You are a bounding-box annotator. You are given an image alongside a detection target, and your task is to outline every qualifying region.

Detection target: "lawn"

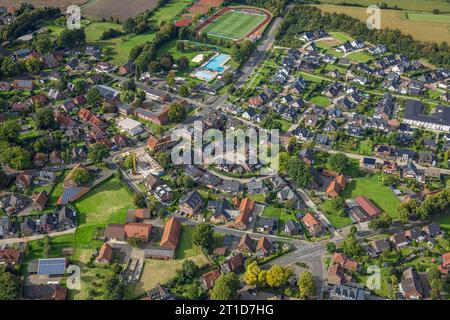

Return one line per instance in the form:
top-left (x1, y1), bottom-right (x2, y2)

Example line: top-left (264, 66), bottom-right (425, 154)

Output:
top-left (319, 201), bottom-right (353, 228)
top-left (347, 51), bottom-right (373, 63)
top-left (262, 206), bottom-right (293, 226)
top-left (356, 266), bottom-right (392, 298)
top-left (248, 193), bottom-right (266, 203)
top-left (73, 175), bottom-right (134, 248)
top-left (201, 10), bottom-right (267, 40)
top-left (175, 225), bottom-right (204, 259)
top-left (329, 31), bottom-right (354, 43)
top-left (342, 174), bottom-right (400, 219)
top-left (124, 253), bottom-right (209, 299)
top-left (437, 214), bottom-right (450, 234)
top-left (309, 95), bottom-right (331, 107)
top-left (85, 21), bottom-right (156, 65)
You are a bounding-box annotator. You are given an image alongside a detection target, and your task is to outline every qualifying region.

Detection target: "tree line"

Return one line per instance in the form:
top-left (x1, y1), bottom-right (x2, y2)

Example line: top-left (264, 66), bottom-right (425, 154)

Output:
top-left (2, 5), bottom-right (61, 41)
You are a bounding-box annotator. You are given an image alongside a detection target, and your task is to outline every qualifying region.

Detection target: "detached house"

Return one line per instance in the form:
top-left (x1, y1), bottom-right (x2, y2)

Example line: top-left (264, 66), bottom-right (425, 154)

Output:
top-left (179, 191), bottom-right (204, 217)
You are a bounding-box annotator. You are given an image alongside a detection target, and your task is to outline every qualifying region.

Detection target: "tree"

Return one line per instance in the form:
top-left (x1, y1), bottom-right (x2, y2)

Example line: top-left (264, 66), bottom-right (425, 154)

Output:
top-left (25, 57), bottom-right (43, 74)
top-left (326, 242), bottom-right (336, 254)
top-left (167, 70), bottom-right (176, 87)
top-left (0, 146), bottom-right (31, 170)
top-left (43, 235), bottom-right (52, 258)
top-left (133, 192), bottom-right (147, 208)
top-left (0, 120), bottom-right (21, 143)
top-left (0, 267), bottom-right (19, 300)
top-left (0, 166), bottom-right (6, 189)
top-left (192, 223), bottom-right (214, 253)
top-left (210, 273), bottom-right (240, 300)
top-left (223, 70), bottom-right (234, 84)
top-left (168, 103), bottom-right (187, 123)
top-left (327, 153), bottom-right (349, 173)
top-left (123, 18), bottom-right (136, 33)
top-left (286, 157), bottom-right (312, 188)
top-left (331, 196), bottom-right (345, 210)
top-left (297, 271), bottom-right (316, 299)
top-left (58, 28), bottom-right (86, 49)
top-left (160, 53), bottom-right (174, 70)
top-left (388, 275), bottom-right (398, 300)
top-left (34, 107), bottom-right (57, 130)
top-left (244, 261), bottom-right (266, 287)
top-left (123, 154), bottom-right (135, 171)
top-left (178, 56), bottom-right (189, 70)
top-left (86, 87), bottom-right (102, 107)
top-left (88, 143), bottom-right (110, 164)
top-left (72, 167), bottom-right (90, 186)
top-left (34, 34), bottom-right (52, 54)
top-left (341, 234), bottom-right (363, 258)
top-left (178, 85), bottom-right (189, 97)
top-left (265, 265), bottom-right (292, 288)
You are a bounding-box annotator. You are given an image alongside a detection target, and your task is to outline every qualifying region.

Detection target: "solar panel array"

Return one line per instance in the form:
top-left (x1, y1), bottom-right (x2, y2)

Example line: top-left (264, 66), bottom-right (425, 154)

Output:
top-left (37, 258), bottom-right (66, 275)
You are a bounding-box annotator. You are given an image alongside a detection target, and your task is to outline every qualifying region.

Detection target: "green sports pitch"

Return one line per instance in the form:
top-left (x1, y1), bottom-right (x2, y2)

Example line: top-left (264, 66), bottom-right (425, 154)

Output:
top-left (201, 10), bottom-right (267, 40)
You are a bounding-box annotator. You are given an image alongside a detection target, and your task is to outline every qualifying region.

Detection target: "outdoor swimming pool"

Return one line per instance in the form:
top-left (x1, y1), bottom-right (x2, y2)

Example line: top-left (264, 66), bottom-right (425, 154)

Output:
top-left (203, 53), bottom-right (231, 72)
top-left (193, 70), bottom-right (216, 81)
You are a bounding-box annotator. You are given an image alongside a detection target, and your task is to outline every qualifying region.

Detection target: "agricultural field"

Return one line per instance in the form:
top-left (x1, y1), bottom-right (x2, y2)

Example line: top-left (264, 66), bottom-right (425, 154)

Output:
top-left (314, 4), bottom-right (450, 43)
top-left (318, 0), bottom-right (450, 13)
top-left (201, 10), bottom-right (267, 40)
top-left (1, 0), bottom-right (86, 8)
top-left (82, 0), bottom-right (159, 21)
top-left (151, 0), bottom-right (194, 24)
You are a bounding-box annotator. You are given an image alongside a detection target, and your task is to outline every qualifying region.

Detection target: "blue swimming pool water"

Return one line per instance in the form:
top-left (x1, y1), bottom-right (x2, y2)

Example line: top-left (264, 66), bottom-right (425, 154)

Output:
top-left (203, 53), bottom-right (231, 72)
top-left (193, 70), bottom-right (216, 81)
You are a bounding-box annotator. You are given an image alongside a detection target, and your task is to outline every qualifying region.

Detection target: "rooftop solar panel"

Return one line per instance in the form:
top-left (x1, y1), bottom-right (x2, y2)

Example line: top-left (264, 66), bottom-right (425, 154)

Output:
top-left (37, 258), bottom-right (66, 275)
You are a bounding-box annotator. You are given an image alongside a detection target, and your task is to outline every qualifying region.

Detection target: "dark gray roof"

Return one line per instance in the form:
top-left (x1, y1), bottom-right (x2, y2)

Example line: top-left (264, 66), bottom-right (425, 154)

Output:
top-left (180, 191), bottom-right (203, 209)
top-left (404, 100), bottom-right (450, 126)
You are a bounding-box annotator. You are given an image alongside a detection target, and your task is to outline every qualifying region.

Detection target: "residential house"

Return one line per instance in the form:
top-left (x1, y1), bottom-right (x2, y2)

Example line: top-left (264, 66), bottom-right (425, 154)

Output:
top-left (390, 232), bottom-right (410, 249)
top-left (399, 268), bottom-right (430, 300)
top-left (234, 198), bottom-right (254, 230)
top-left (221, 253), bottom-right (245, 273)
top-left (256, 217), bottom-right (278, 234)
top-left (96, 243), bottom-right (114, 264)
top-left (179, 191), bottom-right (204, 217)
top-left (255, 237), bottom-right (272, 257)
top-left (302, 213), bottom-right (325, 237)
top-left (236, 234), bottom-right (253, 253)
top-left (201, 270), bottom-right (221, 290)
top-left (326, 174), bottom-right (346, 198)
top-left (284, 219), bottom-right (301, 236)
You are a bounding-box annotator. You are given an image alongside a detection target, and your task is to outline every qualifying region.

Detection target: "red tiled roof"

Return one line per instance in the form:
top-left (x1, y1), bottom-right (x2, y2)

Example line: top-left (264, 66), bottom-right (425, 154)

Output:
top-left (256, 237), bottom-right (271, 253)
top-left (97, 243), bottom-right (113, 263)
top-left (302, 213), bottom-right (319, 227)
top-left (160, 217), bottom-right (182, 249)
top-left (124, 223), bottom-right (152, 241)
top-left (442, 252), bottom-right (450, 268)
top-left (201, 270), bottom-right (221, 289)
top-left (354, 196), bottom-right (381, 217)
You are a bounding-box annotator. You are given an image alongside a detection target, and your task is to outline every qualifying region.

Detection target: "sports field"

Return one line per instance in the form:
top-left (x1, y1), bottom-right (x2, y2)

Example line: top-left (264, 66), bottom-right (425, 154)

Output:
top-left (202, 10), bottom-right (267, 40)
